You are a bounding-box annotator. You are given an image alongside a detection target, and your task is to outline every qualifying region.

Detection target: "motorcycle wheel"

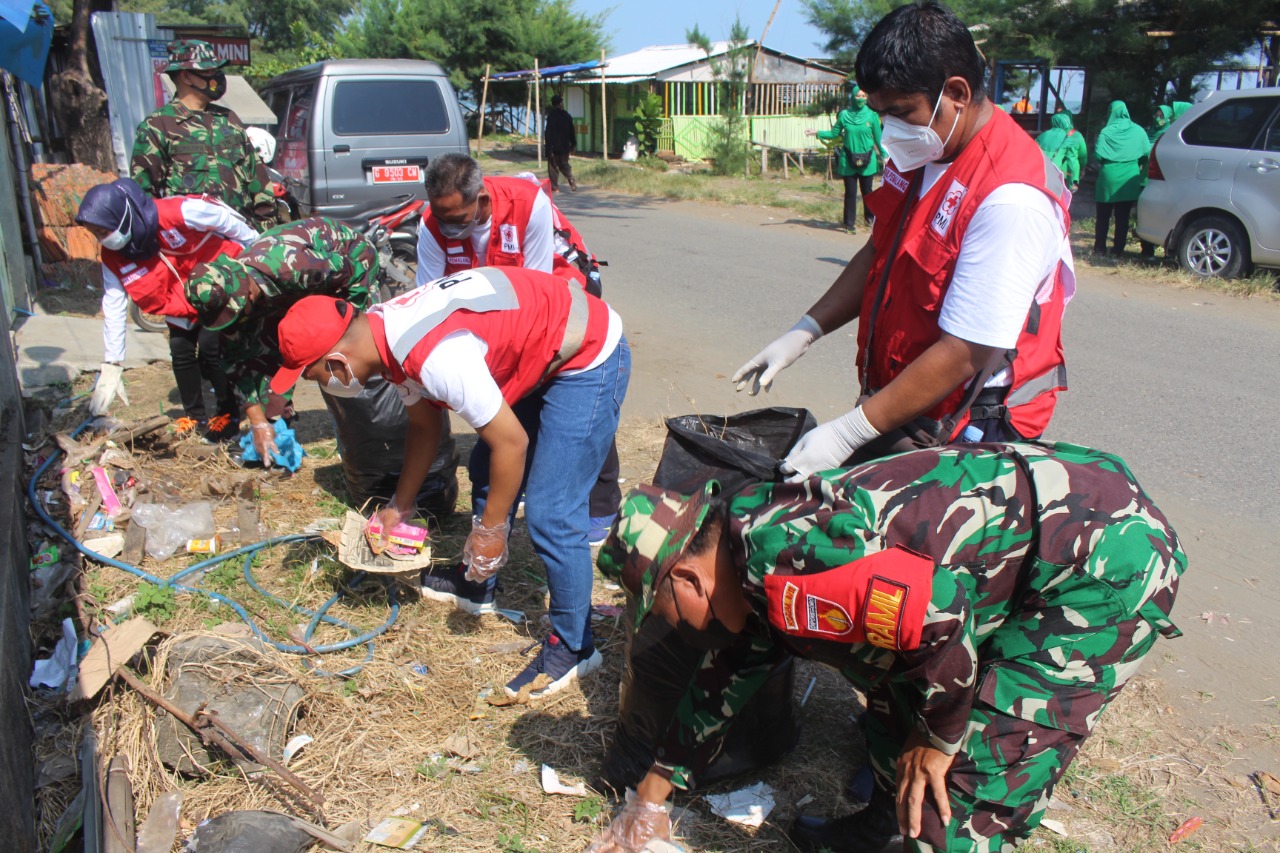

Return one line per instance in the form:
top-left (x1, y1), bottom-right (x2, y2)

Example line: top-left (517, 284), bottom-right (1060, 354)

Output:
top-left (128, 300), bottom-right (168, 334)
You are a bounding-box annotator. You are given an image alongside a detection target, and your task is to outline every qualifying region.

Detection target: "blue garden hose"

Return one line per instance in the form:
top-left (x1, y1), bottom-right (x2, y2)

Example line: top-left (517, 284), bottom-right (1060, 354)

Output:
top-left (26, 418), bottom-right (399, 677)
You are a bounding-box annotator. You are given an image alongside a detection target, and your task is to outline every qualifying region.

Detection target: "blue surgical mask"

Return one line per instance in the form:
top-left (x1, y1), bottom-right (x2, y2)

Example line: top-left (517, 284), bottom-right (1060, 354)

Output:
top-left (100, 206), bottom-right (132, 251)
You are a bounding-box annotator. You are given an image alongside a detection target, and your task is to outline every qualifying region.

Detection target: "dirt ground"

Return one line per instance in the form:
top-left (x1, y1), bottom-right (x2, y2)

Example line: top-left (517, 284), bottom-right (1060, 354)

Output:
top-left (19, 358), bottom-right (1278, 853)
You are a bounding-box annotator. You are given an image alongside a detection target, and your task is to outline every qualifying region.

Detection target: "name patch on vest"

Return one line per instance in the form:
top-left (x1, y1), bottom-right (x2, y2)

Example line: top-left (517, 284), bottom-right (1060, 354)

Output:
top-left (120, 264), bottom-right (149, 286)
top-left (499, 223), bottom-right (520, 254)
top-left (884, 167), bottom-right (910, 194)
top-left (161, 228), bottom-right (187, 249)
top-left (446, 255), bottom-right (470, 265)
top-left (932, 179), bottom-right (968, 237)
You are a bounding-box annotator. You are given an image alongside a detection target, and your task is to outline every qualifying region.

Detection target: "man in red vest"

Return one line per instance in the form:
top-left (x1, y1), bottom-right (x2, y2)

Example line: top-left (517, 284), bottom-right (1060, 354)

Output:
top-left (417, 153), bottom-right (618, 542)
top-left (732, 0), bottom-right (1075, 481)
top-left (269, 267), bottom-right (630, 699)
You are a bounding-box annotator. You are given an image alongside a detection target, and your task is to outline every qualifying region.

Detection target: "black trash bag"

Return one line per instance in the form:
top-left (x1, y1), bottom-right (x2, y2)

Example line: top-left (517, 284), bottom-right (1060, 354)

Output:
top-left (186, 810), bottom-right (313, 853)
top-left (600, 407), bottom-right (811, 793)
top-left (652, 407), bottom-right (816, 495)
top-left (323, 375), bottom-right (459, 519)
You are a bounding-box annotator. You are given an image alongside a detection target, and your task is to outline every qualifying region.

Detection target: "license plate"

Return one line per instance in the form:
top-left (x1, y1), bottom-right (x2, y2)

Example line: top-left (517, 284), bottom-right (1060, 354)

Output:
top-left (370, 164), bottom-right (421, 183)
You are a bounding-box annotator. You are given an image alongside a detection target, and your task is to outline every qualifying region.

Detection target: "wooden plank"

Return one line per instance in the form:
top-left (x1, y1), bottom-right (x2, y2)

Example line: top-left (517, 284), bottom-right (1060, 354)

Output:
top-left (70, 617), bottom-right (160, 702)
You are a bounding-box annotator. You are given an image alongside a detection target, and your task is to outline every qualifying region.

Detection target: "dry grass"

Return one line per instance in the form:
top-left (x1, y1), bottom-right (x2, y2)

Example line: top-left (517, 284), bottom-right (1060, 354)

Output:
top-left (24, 364), bottom-right (1279, 852)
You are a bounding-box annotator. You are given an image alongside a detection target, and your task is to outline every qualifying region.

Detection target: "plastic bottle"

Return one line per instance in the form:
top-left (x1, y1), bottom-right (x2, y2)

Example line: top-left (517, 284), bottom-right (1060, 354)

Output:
top-left (135, 791), bottom-right (183, 853)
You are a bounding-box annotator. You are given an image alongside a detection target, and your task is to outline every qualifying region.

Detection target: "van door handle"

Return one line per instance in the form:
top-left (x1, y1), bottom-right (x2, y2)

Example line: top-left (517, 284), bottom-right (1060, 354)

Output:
top-left (1247, 158), bottom-right (1278, 173)
top-left (332, 144), bottom-right (350, 153)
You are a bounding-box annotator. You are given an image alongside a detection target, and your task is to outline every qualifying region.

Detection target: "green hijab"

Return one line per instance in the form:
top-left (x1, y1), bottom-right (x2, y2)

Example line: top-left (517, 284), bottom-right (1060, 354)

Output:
top-left (846, 83), bottom-right (873, 120)
top-left (1095, 100), bottom-right (1150, 162)
top-left (1171, 100), bottom-right (1192, 119)
top-left (1036, 111), bottom-right (1075, 153)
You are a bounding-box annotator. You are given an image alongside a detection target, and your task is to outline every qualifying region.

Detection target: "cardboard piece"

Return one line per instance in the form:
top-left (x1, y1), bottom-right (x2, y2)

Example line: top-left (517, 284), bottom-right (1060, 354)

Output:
top-left (71, 617), bottom-right (159, 702)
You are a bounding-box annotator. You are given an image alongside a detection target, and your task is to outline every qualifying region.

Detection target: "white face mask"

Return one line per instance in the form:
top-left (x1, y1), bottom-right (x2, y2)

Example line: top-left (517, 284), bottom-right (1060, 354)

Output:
top-left (880, 85), bottom-right (963, 172)
top-left (100, 206), bottom-right (132, 251)
top-left (322, 353), bottom-right (365, 398)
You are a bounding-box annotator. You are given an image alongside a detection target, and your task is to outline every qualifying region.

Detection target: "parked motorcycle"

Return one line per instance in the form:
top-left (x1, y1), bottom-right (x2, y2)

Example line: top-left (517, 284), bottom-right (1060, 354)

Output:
top-left (341, 193), bottom-right (425, 298)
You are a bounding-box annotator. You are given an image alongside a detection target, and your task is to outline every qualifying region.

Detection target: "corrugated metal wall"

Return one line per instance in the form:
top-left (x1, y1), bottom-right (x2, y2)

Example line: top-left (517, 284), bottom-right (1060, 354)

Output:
top-left (89, 12), bottom-right (163, 175)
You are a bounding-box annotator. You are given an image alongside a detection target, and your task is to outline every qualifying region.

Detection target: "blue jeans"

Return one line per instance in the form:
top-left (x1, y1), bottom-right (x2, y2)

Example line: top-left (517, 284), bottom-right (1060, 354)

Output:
top-left (470, 338), bottom-right (631, 652)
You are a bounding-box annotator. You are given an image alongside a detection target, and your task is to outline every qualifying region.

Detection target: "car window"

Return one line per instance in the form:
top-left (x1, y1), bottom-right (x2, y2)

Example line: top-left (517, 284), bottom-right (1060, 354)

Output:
top-left (284, 83), bottom-right (315, 141)
top-left (331, 79), bottom-right (450, 136)
top-left (1263, 121), bottom-right (1280, 153)
top-left (1181, 97), bottom-right (1279, 150)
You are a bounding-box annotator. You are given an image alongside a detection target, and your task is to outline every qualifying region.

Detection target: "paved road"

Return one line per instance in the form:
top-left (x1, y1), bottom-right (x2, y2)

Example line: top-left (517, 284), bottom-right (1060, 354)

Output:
top-left (556, 187), bottom-right (1280, 738)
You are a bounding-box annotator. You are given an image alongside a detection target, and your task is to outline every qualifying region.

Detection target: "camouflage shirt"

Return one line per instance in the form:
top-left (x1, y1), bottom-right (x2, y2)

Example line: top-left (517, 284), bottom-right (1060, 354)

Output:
top-left (130, 99), bottom-right (275, 224)
top-left (654, 442), bottom-right (1185, 789)
top-left (185, 217), bottom-right (380, 407)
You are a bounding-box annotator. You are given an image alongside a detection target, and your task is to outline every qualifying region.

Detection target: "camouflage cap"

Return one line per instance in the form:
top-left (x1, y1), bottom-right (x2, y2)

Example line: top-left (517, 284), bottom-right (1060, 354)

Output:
top-left (597, 480), bottom-right (720, 629)
top-left (165, 40), bottom-right (227, 73)
top-left (188, 256), bottom-right (257, 331)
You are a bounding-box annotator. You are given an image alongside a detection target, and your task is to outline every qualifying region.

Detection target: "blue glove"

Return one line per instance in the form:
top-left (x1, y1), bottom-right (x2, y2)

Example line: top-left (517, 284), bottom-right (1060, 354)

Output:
top-left (239, 418), bottom-right (306, 472)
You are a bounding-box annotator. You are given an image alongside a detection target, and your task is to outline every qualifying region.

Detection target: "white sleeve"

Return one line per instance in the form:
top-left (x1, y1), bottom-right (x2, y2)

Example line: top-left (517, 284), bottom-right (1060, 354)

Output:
top-left (180, 197), bottom-right (259, 247)
top-left (522, 191), bottom-right (555, 273)
top-left (413, 331), bottom-right (504, 429)
top-left (101, 267), bottom-right (129, 364)
top-left (416, 215), bottom-right (447, 285)
top-left (938, 184), bottom-right (1064, 350)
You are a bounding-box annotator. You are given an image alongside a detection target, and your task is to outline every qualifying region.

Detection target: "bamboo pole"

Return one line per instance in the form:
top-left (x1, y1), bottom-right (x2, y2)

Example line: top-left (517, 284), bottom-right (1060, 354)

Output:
top-left (476, 64), bottom-right (491, 157)
top-left (534, 59), bottom-right (542, 166)
top-left (600, 49), bottom-right (608, 159)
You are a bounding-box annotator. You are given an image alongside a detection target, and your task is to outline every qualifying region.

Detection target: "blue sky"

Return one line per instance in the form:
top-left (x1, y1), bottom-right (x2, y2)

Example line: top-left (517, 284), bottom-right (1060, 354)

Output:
top-left (572, 0), bottom-right (833, 59)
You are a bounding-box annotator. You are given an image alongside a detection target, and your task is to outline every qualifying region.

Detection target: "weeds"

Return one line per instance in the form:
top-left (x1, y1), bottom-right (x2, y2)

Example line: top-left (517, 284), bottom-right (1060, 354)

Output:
top-left (132, 584), bottom-right (176, 622)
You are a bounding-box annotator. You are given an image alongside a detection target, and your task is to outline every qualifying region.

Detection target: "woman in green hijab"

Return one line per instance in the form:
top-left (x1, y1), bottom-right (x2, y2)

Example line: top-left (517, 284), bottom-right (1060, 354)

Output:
top-left (1148, 104), bottom-right (1173, 143)
top-left (807, 84), bottom-right (884, 232)
top-left (1092, 100), bottom-right (1152, 255)
top-left (1037, 111), bottom-right (1088, 191)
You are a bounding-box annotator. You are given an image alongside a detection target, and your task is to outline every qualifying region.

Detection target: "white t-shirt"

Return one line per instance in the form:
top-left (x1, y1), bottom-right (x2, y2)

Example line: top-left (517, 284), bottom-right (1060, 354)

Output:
top-left (101, 197), bottom-right (257, 363)
top-left (415, 190), bottom-right (555, 284)
top-left (395, 306), bottom-right (624, 429)
top-left (916, 162), bottom-right (1073, 385)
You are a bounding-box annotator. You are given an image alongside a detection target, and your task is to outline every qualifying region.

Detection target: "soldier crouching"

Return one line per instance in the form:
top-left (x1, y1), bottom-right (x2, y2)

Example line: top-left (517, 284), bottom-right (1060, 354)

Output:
top-left (589, 442), bottom-right (1184, 853)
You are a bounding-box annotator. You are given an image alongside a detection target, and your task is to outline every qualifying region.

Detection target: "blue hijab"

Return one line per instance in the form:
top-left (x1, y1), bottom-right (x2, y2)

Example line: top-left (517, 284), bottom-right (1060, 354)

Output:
top-left (75, 178), bottom-right (160, 259)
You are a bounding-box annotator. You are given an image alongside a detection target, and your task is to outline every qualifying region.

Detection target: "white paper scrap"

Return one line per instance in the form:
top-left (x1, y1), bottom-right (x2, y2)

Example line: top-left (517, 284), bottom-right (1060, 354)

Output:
top-left (282, 734), bottom-right (313, 766)
top-left (30, 618), bottom-right (78, 690)
top-left (705, 781), bottom-right (776, 828)
top-left (540, 764), bottom-right (587, 796)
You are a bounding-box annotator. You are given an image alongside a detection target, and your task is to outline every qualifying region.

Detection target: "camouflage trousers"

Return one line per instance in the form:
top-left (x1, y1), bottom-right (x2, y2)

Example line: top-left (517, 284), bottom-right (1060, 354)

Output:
top-left (862, 608), bottom-right (1169, 852)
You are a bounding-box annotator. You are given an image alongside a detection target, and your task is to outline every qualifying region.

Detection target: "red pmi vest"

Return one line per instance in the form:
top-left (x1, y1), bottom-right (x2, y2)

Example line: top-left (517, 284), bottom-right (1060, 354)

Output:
top-left (101, 196), bottom-right (244, 320)
top-left (860, 108), bottom-right (1072, 439)
top-left (423, 177), bottom-right (539, 271)
top-left (371, 266), bottom-right (611, 407)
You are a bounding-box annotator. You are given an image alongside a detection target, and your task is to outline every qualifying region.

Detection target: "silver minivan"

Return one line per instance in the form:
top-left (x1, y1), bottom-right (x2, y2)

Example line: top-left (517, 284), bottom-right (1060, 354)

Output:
top-left (260, 59), bottom-right (469, 218)
top-left (1136, 88), bottom-right (1280, 277)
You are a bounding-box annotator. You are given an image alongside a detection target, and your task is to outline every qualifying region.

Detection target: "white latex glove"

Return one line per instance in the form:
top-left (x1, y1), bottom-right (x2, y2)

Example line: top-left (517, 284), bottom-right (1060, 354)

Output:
top-left (89, 362), bottom-right (128, 416)
top-left (781, 406), bottom-right (881, 482)
top-left (584, 790), bottom-right (672, 853)
top-left (251, 422), bottom-right (279, 468)
top-left (731, 314), bottom-right (823, 395)
top-left (462, 515), bottom-right (511, 582)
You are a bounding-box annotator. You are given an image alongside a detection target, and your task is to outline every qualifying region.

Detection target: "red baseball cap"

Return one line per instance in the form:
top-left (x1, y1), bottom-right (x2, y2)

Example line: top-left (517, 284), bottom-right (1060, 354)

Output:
top-left (269, 296), bottom-right (357, 395)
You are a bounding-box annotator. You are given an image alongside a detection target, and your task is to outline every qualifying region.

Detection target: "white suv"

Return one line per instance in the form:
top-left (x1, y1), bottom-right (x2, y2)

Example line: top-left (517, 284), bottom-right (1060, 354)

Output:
top-left (1136, 88), bottom-right (1280, 278)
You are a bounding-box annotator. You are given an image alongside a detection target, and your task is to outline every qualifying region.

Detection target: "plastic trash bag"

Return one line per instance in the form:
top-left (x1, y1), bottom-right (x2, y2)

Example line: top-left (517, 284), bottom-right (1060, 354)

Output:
top-left (601, 408), bottom-right (809, 793)
top-left (322, 375), bottom-right (459, 519)
top-left (132, 502), bottom-right (216, 560)
top-left (652, 407), bottom-right (816, 495)
top-left (238, 418), bottom-right (307, 472)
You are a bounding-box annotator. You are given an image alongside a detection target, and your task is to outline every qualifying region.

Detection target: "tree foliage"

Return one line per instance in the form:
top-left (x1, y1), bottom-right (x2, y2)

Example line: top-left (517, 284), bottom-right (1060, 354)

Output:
top-left (687, 17), bottom-right (753, 176)
top-left (337, 0), bottom-right (608, 99)
top-left (119, 0), bottom-right (354, 52)
top-left (801, 0), bottom-right (1274, 123)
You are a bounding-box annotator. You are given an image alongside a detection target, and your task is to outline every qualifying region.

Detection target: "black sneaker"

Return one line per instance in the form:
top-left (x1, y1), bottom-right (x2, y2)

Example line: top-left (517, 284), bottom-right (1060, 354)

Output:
top-left (419, 563), bottom-right (496, 615)
top-left (504, 632), bottom-right (602, 699)
top-left (790, 789), bottom-right (903, 853)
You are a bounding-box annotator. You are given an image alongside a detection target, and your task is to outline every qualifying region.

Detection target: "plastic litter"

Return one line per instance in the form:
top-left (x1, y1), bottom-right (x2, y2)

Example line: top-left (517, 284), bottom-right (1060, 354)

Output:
top-left (238, 418), bottom-right (307, 472)
top-left (29, 617), bottom-right (79, 690)
top-left (541, 764), bottom-right (588, 796)
top-left (135, 791), bottom-right (184, 853)
top-left (132, 502), bottom-right (216, 560)
top-left (364, 817), bottom-right (429, 849)
top-left (705, 781), bottom-right (776, 828)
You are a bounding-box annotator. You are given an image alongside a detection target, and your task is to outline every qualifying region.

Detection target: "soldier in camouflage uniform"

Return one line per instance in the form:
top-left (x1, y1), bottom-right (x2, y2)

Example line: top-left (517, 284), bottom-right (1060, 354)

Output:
top-left (131, 40), bottom-right (275, 226)
top-left (184, 217), bottom-right (379, 459)
top-left (591, 442), bottom-right (1184, 853)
